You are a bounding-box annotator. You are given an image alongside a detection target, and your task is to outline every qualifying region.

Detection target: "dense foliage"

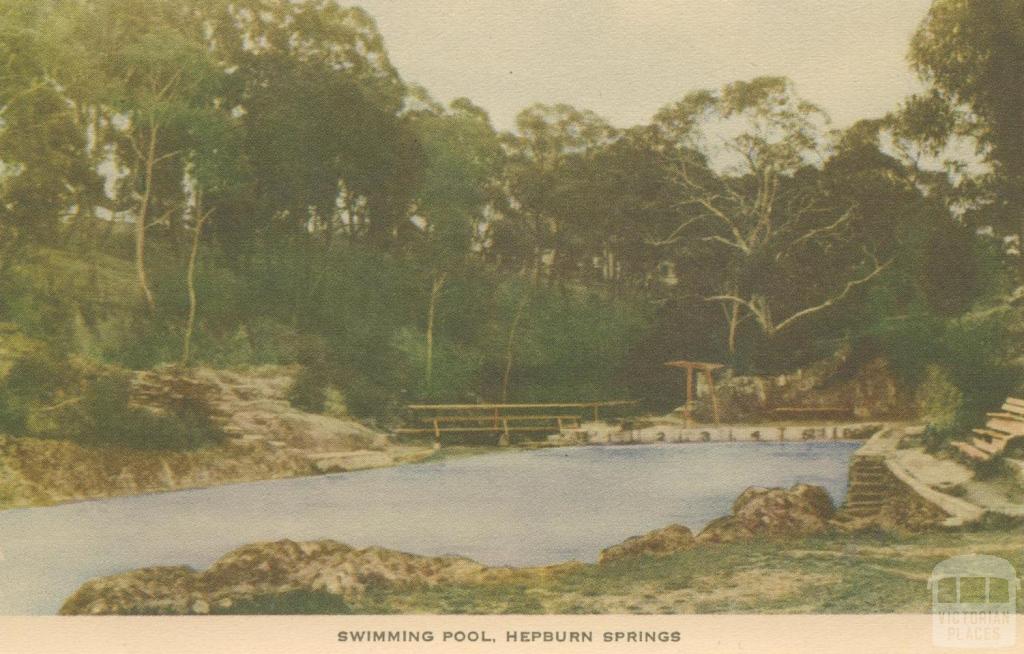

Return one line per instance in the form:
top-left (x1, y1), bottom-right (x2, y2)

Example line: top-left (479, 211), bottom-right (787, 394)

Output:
top-left (0, 0), bottom-right (1021, 438)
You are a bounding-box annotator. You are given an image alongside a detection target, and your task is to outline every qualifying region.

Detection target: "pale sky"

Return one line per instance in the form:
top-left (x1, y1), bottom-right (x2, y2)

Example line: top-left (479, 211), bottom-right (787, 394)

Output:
top-left (356, 0), bottom-right (933, 131)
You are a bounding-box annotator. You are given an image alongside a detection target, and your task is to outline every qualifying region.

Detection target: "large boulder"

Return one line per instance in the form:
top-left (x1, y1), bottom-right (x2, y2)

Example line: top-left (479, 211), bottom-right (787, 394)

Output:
top-left (697, 483), bottom-right (835, 544)
top-left (598, 524), bottom-right (696, 564)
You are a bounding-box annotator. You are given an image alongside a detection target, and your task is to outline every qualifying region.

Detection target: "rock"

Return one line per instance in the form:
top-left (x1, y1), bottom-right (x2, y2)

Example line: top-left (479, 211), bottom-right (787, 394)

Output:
top-left (697, 483), bottom-right (835, 544)
top-left (834, 493), bottom-right (947, 533)
top-left (60, 540), bottom-right (491, 615)
top-left (598, 524), bottom-right (696, 563)
top-left (714, 349), bottom-right (914, 421)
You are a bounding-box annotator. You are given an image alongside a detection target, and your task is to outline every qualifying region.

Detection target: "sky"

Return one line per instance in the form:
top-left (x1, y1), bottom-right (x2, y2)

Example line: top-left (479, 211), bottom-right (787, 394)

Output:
top-left (356, 0), bottom-right (934, 132)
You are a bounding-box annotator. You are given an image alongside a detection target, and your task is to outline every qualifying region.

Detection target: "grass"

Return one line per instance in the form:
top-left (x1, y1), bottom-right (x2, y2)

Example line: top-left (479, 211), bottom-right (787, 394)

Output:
top-left (212, 590), bottom-right (354, 615)
top-left (215, 529), bottom-right (1024, 615)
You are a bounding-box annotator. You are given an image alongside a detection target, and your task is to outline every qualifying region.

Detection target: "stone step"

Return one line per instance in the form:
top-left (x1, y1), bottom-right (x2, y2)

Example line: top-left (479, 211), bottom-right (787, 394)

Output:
top-left (850, 473), bottom-right (888, 482)
top-left (848, 482), bottom-right (891, 492)
top-left (850, 467), bottom-right (887, 476)
top-left (844, 510), bottom-right (880, 518)
top-left (844, 500), bottom-right (884, 509)
top-left (846, 493), bottom-right (888, 503)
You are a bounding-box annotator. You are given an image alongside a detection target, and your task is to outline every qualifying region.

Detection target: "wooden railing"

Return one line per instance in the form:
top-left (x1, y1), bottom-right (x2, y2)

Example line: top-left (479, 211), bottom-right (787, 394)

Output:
top-left (396, 401), bottom-right (635, 448)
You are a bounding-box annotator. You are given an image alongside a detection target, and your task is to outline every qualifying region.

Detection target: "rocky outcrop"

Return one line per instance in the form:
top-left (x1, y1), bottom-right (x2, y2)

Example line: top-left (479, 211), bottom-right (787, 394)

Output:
top-left (598, 524), bottom-right (696, 564)
top-left (60, 539), bottom-right (492, 615)
top-left (0, 434), bottom-right (315, 509)
top-left (710, 352), bottom-right (913, 422)
top-left (0, 366), bottom-right (414, 510)
top-left (696, 483), bottom-right (835, 544)
top-left (131, 366), bottom-right (388, 454)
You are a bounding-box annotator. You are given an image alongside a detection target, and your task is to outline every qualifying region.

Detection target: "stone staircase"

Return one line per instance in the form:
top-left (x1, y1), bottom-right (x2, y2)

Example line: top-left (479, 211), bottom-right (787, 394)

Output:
top-left (842, 454), bottom-right (894, 518)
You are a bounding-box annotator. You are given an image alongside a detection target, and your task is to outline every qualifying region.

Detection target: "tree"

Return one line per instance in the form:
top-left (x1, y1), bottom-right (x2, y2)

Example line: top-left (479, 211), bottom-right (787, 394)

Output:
top-left (908, 0), bottom-right (1024, 261)
top-left (201, 0), bottom-right (416, 253)
top-left (0, 0), bottom-right (99, 274)
top-left (407, 98), bottom-right (503, 391)
top-left (651, 77), bottom-right (892, 354)
top-left (499, 104), bottom-right (616, 284)
top-left (59, 0), bottom-right (226, 311)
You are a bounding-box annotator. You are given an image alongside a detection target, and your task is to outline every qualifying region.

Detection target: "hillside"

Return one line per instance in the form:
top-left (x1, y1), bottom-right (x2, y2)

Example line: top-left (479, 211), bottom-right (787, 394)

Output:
top-left (0, 365), bottom-right (432, 510)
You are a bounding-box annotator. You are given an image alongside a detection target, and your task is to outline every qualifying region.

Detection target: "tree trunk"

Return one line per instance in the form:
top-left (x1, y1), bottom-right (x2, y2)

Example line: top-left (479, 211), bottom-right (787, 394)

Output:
top-left (424, 272), bottom-right (447, 390)
top-left (501, 289), bottom-right (531, 402)
top-left (727, 301), bottom-right (741, 356)
top-left (135, 122), bottom-right (158, 312)
top-left (182, 198), bottom-right (210, 366)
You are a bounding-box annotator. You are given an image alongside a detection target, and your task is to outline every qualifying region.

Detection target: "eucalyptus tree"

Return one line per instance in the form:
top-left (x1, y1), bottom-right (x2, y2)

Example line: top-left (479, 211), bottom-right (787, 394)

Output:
top-left (57, 0), bottom-right (227, 311)
top-left (406, 97), bottom-right (503, 389)
top-left (201, 0), bottom-right (417, 255)
top-left (499, 103), bottom-right (617, 284)
top-left (651, 77), bottom-right (892, 355)
top-left (907, 0), bottom-right (1024, 264)
top-left (0, 0), bottom-right (99, 275)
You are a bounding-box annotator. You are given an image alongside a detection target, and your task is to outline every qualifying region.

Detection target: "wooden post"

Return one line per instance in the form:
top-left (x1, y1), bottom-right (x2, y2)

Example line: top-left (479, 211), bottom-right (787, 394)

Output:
top-left (704, 368), bottom-right (720, 425)
top-left (592, 404), bottom-right (599, 422)
top-left (684, 364), bottom-right (694, 428)
top-left (499, 418), bottom-right (510, 447)
top-left (433, 418), bottom-right (441, 450)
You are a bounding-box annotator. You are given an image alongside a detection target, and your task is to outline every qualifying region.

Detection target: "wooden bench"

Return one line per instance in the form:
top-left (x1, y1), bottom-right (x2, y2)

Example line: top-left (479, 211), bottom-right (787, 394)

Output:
top-left (954, 396), bottom-right (1024, 462)
top-left (396, 414), bottom-right (581, 436)
top-left (393, 401), bottom-right (635, 449)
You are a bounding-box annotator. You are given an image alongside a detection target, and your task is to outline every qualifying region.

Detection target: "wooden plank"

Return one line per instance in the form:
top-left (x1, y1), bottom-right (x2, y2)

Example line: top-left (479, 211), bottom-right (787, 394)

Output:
top-left (424, 414), bottom-right (583, 422)
top-left (1005, 396), bottom-right (1024, 407)
top-left (987, 411), bottom-right (1024, 422)
top-left (984, 418), bottom-right (1024, 437)
top-left (952, 441), bottom-right (990, 461)
top-left (974, 428), bottom-right (1014, 441)
top-left (1000, 402), bottom-right (1024, 416)
top-left (405, 399), bottom-right (630, 409)
top-left (396, 426), bottom-right (573, 434)
top-left (664, 360), bottom-right (725, 370)
top-left (973, 438), bottom-right (1003, 454)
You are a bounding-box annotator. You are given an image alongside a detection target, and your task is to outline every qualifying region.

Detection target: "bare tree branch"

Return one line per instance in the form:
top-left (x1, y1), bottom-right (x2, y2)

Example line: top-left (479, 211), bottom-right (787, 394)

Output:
top-left (771, 257), bottom-right (893, 333)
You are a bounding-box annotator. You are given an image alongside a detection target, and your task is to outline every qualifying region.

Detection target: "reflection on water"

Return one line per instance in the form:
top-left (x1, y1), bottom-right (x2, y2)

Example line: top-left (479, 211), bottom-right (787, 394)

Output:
top-left (0, 441), bottom-right (859, 614)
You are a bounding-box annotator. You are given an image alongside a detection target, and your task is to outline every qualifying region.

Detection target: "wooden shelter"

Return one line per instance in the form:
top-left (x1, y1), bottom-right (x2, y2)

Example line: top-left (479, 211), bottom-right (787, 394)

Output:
top-left (664, 360), bottom-right (723, 427)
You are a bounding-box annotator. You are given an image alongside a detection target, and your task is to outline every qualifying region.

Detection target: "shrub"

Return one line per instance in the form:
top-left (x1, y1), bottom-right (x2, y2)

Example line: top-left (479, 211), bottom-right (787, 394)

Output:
top-left (66, 373), bottom-right (225, 451)
top-left (339, 373), bottom-right (399, 422)
top-left (922, 424), bottom-right (952, 454)
top-left (915, 365), bottom-right (962, 431)
top-left (972, 456), bottom-right (1007, 481)
top-left (0, 347), bottom-right (66, 433)
top-left (288, 365), bottom-right (328, 413)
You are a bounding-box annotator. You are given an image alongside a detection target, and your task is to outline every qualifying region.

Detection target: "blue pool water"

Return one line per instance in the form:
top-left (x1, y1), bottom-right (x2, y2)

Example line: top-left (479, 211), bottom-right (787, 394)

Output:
top-left (0, 441), bottom-right (859, 614)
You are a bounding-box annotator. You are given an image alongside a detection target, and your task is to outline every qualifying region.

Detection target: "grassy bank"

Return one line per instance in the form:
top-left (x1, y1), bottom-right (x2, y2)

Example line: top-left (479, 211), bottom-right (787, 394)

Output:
top-left (213, 529), bottom-right (1023, 615)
